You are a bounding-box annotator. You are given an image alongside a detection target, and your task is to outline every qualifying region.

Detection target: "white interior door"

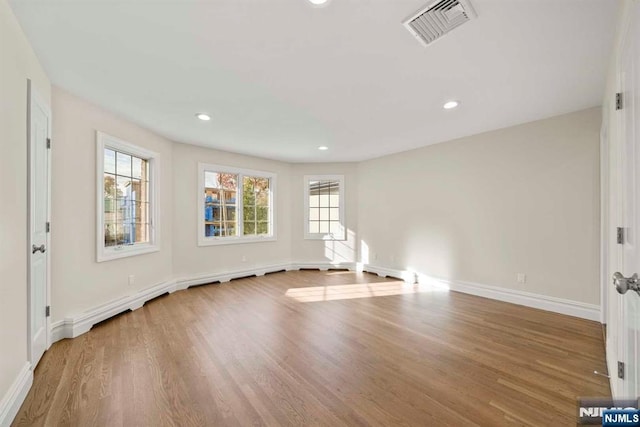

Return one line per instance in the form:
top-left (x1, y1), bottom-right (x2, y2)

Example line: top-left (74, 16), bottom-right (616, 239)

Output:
top-left (28, 81), bottom-right (51, 368)
top-left (613, 2), bottom-right (640, 399)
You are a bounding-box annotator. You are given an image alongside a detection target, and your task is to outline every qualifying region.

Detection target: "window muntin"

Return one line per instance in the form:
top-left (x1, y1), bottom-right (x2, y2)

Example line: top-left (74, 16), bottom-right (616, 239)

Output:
top-left (243, 176), bottom-right (270, 236)
top-left (97, 132), bottom-right (159, 262)
top-left (304, 175), bottom-right (345, 240)
top-left (199, 163), bottom-right (275, 246)
top-left (104, 149), bottom-right (150, 247)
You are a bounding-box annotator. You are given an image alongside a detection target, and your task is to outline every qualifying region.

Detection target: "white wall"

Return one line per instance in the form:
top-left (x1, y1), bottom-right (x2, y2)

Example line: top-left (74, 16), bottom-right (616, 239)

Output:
top-left (51, 87), bottom-right (174, 320)
top-left (172, 142), bottom-right (293, 278)
top-left (358, 107), bottom-right (601, 305)
top-left (290, 163), bottom-right (359, 265)
top-left (0, 0), bottom-right (50, 415)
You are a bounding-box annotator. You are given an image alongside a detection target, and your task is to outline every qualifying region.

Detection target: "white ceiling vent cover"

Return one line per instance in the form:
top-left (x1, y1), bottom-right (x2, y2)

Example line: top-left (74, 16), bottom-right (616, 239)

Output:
top-left (403, 0), bottom-right (477, 47)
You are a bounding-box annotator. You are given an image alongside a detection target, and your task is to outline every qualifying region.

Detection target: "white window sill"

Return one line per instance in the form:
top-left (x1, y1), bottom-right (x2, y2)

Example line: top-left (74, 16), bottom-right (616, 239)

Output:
top-left (97, 244), bottom-right (159, 262)
top-left (198, 235), bottom-right (277, 247)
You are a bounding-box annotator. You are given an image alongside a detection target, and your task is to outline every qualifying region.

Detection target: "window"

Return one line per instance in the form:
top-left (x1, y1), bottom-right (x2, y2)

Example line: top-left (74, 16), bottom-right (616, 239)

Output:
top-left (198, 163), bottom-right (276, 246)
top-left (97, 132), bottom-right (159, 262)
top-left (304, 175), bottom-right (345, 240)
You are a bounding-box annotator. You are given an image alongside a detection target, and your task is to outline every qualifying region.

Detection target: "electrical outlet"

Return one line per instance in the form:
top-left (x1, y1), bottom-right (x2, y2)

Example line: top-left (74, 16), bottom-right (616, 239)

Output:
top-left (517, 273), bottom-right (526, 284)
top-left (241, 255), bottom-right (247, 262)
top-left (128, 275), bottom-right (135, 286)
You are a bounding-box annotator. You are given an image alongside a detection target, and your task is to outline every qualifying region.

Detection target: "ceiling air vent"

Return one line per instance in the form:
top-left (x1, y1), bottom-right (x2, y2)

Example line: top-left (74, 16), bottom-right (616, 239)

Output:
top-left (403, 0), bottom-right (476, 47)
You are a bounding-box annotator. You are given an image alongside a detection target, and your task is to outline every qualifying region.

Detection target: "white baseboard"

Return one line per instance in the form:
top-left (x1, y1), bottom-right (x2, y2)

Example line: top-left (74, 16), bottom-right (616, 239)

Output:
top-left (361, 264), bottom-right (600, 321)
top-left (50, 262), bottom-right (359, 343)
top-left (362, 264), bottom-right (416, 283)
top-left (292, 261), bottom-right (357, 271)
top-left (175, 263), bottom-right (294, 288)
top-left (51, 278), bottom-right (177, 340)
top-left (443, 278), bottom-right (601, 321)
top-left (0, 362), bottom-right (32, 427)
top-left (48, 262), bottom-right (599, 346)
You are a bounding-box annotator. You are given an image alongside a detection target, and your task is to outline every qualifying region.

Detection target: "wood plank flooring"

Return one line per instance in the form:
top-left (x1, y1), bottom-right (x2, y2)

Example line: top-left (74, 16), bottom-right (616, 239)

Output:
top-left (13, 270), bottom-right (610, 426)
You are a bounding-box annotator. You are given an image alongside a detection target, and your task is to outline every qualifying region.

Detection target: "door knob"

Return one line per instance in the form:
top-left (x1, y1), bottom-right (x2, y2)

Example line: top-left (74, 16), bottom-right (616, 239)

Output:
top-left (612, 272), bottom-right (640, 295)
top-left (32, 244), bottom-right (46, 254)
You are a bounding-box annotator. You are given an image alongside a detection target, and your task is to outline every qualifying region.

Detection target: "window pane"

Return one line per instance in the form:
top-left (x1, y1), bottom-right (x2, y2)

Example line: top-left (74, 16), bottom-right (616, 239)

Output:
top-left (104, 223), bottom-right (117, 247)
top-left (244, 221), bottom-right (256, 235)
top-left (132, 223), bottom-right (149, 244)
top-left (244, 207), bottom-right (255, 221)
top-left (224, 190), bottom-right (237, 204)
top-left (309, 221), bottom-right (320, 234)
top-left (132, 157), bottom-right (143, 179)
top-left (256, 190), bottom-right (269, 207)
top-left (329, 208), bottom-right (340, 221)
top-left (206, 223), bottom-right (221, 237)
top-left (116, 152), bottom-right (132, 177)
top-left (319, 208), bottom-right (329, 221)
top-left (225, 206), bottom-right (237, 221)
top-left (309, 194), bottom-right (320, 208)
top-left (309, 208), bottom-right (319, 221)
top-left (256, 206), bottom-right (269, 222)
top-left (319, 181), bottom-right (329, 207)
top-left (329, 181), bottom-right (340, 207)
top-left (319, 222), bottom-right (329, 234)
top-left (204, 171), bottom-right (220, 189)
top-left (223, 221), bottom-right (237, 236)
top-left (104, 149), bottom-right (116, 174)
top-left (257, 222), bottom-right (269, 235)
top-left (116, 176), bottom-right (131, 198)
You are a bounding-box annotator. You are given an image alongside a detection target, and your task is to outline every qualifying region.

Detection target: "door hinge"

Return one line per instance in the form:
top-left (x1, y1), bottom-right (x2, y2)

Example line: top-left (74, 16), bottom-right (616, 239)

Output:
top-left (45, 306), bottom-right (50, 317)
top-left (618, 361), bottom-right (625, 379)
top-left (46, 138), bottom-right (51, 149)
top-left (617, 227), bottom-right (625, 244)
top-left (46, 222), bottom-right (50, 233)
top-left (616, 92), bottom-right (623, 110)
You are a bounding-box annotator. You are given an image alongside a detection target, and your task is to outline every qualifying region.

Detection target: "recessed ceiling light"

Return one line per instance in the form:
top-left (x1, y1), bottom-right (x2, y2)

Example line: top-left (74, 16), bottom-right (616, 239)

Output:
top-left (443, 101), bottom-right (460, 110)
top-left (308, 0), bottom-right (329, 5)
top-left (318, 146), bottom-right (329, 151)
top-left (196, 113), bottom-right (211, 121)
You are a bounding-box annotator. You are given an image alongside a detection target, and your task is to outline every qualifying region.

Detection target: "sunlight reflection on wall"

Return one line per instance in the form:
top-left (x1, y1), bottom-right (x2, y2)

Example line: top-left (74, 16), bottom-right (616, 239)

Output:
top-left (323, 228), bottom-right (357, 263)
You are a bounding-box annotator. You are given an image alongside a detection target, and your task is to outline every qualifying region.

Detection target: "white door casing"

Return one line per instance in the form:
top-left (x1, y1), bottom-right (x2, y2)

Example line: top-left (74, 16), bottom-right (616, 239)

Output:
top-left (28, 80), bottom-right (51, 368)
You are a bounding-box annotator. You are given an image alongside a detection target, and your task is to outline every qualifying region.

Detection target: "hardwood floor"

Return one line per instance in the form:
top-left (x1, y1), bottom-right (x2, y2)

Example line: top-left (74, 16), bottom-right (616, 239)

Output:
top-left (14, 270), bottom-right (610, 426)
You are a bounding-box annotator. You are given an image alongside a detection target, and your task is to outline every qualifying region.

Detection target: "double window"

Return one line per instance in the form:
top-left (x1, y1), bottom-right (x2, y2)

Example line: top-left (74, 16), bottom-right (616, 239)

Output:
top-left (198, 163), bottom-right (276, 246)
top-left (304, 175), bottom-right (345, 240)
top-left (97, 132), bottom-right (159, 262)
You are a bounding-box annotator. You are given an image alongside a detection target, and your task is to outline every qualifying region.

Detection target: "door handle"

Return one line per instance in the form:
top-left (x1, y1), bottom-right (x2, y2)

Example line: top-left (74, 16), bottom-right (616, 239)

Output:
top-left (612, 272), bottom-right (640, 296)
top-left (32, 244), bottom-right (46, 254)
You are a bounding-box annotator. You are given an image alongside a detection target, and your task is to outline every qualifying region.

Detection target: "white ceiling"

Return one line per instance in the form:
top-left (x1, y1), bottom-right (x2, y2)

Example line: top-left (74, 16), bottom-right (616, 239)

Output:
top-left (10, 0), bottom-right (619, 163)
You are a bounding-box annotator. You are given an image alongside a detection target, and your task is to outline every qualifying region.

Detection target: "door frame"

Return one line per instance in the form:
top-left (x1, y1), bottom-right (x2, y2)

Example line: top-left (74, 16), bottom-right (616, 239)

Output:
top-left (27, 79), bottom-right (52, 366)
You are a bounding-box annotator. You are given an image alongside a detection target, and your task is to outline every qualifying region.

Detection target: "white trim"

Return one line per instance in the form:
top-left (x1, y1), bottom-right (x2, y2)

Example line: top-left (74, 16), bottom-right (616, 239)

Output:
top-left (0, 362), bottom-right (33, 427)
top-left (303, 174), bottom-right (346, 241)
top-left (49, 262), bottom-right (360, 342)
top-left (51, 278), bottom-right (177, 339)
top-left (441, 278), bottom-right (601, 322)
top-left (361, 263), bottom-right (600, 321)
top-left (96, 131), bottom-right (160, 262)
top-left (175, 263), bottom-right (295, 288)
top-left (198, 163), bottom-right (277, 246)
top-left (48, 263), bottom-right (601, 346)
top-left (27, 80), bottom-right (52, 367)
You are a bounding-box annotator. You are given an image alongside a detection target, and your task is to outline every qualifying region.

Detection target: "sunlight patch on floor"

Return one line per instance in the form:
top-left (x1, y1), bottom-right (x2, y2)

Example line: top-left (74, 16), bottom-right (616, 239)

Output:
top-left (285, 281), bottom-right (449, 302)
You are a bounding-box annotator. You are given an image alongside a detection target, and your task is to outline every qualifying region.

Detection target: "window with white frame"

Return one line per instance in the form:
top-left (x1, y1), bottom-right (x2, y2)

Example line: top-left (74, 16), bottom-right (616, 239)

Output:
top-left (97, 132), bottom-right (159, 262)
top-left (198, 163), bottom-right (276, 246)
top-left (304, 175), bottom-right (345, 240)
